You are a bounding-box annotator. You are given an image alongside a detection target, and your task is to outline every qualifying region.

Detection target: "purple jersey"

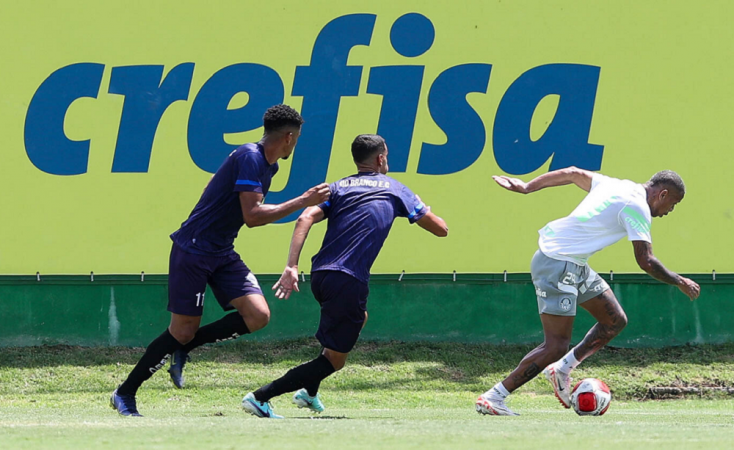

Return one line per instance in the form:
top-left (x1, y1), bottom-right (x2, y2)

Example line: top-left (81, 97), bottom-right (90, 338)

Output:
top-left (311, 172), bottom-right (426, 283)
top-left (171, 143), bottom-right (278, 256)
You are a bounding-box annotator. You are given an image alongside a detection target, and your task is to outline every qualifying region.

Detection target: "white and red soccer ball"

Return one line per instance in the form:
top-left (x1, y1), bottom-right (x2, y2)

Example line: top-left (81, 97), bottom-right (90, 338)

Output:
top-left (570, 378), bottom-right (612, 416)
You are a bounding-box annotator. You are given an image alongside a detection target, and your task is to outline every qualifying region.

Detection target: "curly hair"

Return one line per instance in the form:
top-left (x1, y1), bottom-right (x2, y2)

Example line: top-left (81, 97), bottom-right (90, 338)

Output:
top-left (262, 104), bottom-right (304, 133)
top-left (648, 170), bottom-right (686, 196)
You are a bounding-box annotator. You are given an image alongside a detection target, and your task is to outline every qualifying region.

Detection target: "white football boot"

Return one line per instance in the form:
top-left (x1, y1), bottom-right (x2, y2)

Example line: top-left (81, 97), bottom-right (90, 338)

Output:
top-left (543, 364), bottom-right (571, 408)
top-left (475, 391), bottom-right (519, 416)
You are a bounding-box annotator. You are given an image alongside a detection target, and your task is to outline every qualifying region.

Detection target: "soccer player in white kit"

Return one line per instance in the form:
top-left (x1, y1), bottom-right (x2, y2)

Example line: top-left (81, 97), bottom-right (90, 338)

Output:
top-left (476, 167), bottom-right (701, 416)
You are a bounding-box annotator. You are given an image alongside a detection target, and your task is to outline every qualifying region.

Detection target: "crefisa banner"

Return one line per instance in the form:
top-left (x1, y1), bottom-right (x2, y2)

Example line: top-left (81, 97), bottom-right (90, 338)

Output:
top-left (1, 1), bottom-right (731, 274)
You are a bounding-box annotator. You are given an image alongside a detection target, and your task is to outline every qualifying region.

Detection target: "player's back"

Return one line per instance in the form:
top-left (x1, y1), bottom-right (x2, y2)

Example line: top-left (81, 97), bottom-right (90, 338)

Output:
top-left (539, 174), bottom-right (652, 265)
top-left (311, 172), bottom-right (425, 283)
top-left (171, 143), bottom-right (278, 256)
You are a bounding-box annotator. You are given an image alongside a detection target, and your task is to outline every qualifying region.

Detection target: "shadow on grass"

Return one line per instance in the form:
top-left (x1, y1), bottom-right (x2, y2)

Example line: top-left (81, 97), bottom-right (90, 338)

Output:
top-left (2, 339), bottom-right (734, 376)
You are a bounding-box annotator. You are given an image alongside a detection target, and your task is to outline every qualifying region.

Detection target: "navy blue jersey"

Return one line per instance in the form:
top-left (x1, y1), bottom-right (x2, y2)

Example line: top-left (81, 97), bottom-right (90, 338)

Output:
top-left (171, 143), bottom-right (278, 256)
top-left (311, 172), bottom-right (426, 283)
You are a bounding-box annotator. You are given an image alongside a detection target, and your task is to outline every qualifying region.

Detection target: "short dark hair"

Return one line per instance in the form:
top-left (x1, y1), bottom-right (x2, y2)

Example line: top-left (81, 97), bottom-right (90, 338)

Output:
top-left (351, 134), bottom-right (386, 163)
top-left (648, 170), bottom-right (686, 196)
top-left (263, 104), bottom-right (304, 133)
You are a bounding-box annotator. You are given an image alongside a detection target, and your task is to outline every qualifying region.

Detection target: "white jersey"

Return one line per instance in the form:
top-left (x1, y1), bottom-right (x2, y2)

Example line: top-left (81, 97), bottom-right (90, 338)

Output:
top-left (538, 174), bottom-right (652, 265)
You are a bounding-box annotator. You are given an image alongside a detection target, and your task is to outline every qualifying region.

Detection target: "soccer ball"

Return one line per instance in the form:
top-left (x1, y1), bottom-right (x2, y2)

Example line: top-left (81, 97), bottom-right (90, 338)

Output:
top-left (570, 378), bottom-right (612, 416)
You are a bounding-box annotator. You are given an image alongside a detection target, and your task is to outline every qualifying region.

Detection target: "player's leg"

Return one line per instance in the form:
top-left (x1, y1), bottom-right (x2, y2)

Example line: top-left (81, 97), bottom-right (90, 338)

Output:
top-left (245, 271), bottom-right (367, 417)
top-left (168, 258), bottom-right (266, 388)
top-left (478, 251), bottom-right (580, 415)
top-left (300, 311), bottom-right (368, 397)
top-left (553, 287), bottom-right (627, 374)
top-left (543, 269), bottom-right (625, 408)
top-left (112, 244), bottom-right (207, 415)
top-left (476, 314), bottom-right (574, 415)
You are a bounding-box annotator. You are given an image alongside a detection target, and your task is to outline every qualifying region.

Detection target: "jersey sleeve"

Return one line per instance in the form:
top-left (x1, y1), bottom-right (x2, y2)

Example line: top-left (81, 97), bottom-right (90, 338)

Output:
top-left (397, 185), bottom-right (427, 224)
top-left (317, 183), bottom-right (338, 218)
top-left (619, 201), bottom-right (652, 243)
top-left (590, 173), bottom-right (612, 191)
top-left (233, 152), bottom-right (266, 193)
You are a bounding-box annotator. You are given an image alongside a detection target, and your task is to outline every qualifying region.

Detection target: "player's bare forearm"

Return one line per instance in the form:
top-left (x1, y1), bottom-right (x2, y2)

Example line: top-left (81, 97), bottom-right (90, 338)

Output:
top-left (241, 195), bottom-right (308, 227)
top-left (632, 241), bottom-right (680, 285)
top-left (493, 166), bottom-right (593, 194)
top-left (239, 184), bottom-right (329, 227)
top-left (416, 210), bottom-right (449, 237)
top-left (524, 167), bottom-right (593, 193)
top-left (645, 257), bottom-right (681, 285)
top-left (286, 207), bottom-right (323, 268)
top-left (632, 241), bottom-right (701, 300)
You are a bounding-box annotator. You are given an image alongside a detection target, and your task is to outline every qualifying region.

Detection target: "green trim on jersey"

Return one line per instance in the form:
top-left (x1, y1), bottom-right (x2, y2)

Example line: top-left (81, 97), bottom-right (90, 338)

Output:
top-left (621, 206), bottom-right (651, 234)
top-left (575, 197), bottom-right (617, 222)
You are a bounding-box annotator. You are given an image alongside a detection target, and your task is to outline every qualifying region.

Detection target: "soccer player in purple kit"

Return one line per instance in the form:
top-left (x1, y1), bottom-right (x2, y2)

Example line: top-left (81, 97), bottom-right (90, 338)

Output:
top-left (110, 104), bottom-right (330, 416)
top-left (240, 134), bottom-right (449, 418)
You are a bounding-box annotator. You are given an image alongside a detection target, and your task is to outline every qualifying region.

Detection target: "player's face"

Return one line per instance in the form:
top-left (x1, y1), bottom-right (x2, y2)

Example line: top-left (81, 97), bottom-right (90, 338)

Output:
top-left (282, 126), bottom-right (301, 160)
top-left (651, 189), bottom-right (683, 217)
top-left (378, 144), bottom-right (389, 174)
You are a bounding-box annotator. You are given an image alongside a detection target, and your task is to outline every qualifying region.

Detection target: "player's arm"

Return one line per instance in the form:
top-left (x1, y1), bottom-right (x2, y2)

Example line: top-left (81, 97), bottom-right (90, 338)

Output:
top-left (273, 206), bottom-right (326, 299)
top-left (416, 208), bottom-right (449, 237)
top-left (239, 184), bottom-right (329, 228)
top-left (492, 166), bottom-right (594, 194)
top-left (632, 241), bottom-right (701, 301)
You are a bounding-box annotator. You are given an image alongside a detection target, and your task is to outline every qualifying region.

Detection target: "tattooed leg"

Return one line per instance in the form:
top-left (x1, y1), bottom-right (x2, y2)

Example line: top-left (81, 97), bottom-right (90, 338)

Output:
top-left (501, 314), bottom-right (575, 392)
top-left (574, 289), bottom-right (628, 362)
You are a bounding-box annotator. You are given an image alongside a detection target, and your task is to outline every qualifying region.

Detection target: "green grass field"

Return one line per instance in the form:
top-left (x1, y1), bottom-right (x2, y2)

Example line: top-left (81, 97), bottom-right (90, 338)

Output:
top-left (2, 340), bottom-right (734, 449)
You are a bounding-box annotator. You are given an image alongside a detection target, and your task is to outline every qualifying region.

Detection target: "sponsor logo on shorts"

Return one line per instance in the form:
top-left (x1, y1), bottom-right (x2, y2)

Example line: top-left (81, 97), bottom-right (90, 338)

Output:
top-left (560, 297), bottom-right (572, 311)
top-left (535, 287), bottom-right (547, 298)
top-left (591, 283), bottom-right (605, 292)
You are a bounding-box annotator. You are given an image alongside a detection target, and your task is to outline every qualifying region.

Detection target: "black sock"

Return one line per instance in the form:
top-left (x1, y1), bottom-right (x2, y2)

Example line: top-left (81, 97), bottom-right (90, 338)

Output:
top-left (117, 329), bottom-right (182, 396)
top-left (254, 355), bottom-right (336, 402)
top-left (182, 312), bottom-right (250, 353)
top-left (303, 380), bottom-right (323, 397)
top-left (303, 349), bottom-right (327, 396)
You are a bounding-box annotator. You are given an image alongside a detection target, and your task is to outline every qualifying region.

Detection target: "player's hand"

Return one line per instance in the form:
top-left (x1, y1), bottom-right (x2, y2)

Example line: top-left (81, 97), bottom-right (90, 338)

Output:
top-left (677, 277), bottom-right (701, 301)
top-left (492, 175), bottom-right (529, 194)
top-left (302, 183), bottom-right (330, 206)
top-left (272, 266), bottom-right (300, 300)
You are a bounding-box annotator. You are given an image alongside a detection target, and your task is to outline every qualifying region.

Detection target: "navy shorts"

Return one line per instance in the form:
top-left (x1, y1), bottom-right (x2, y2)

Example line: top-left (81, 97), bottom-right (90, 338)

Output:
top-left (167, 243), bottom-right (263, 316)
top-left (311, 270), bottom-right (369, 353)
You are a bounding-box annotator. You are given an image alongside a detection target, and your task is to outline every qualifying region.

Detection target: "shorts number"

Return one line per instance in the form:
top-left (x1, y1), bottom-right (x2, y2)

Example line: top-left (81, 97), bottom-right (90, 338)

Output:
top-left (562, 272), bottom-right (576, 285)
top-left (196, 292), bottom-right (205, 307)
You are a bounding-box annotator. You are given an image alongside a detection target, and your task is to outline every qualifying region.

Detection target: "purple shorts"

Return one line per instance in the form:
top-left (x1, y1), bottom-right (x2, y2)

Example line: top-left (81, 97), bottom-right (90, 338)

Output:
top-left (167, 243), bottom-right (263, 316)
top-left (311, 270), bottom-right (369, 353)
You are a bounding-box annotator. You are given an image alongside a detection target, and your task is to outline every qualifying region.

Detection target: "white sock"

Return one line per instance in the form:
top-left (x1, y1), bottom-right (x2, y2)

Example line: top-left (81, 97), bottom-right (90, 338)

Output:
top-left (488, 382), bottom-right (510, 399)
top-left (557, 348), bottom-right (581, 374)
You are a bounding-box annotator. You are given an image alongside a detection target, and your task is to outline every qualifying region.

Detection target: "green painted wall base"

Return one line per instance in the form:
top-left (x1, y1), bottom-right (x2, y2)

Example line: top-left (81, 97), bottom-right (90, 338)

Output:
top-left (0, 274), bottom-right (729, 348)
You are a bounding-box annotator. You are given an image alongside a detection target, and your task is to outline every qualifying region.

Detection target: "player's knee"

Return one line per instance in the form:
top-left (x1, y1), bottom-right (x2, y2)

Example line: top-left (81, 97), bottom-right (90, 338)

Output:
top-left (170, 326), bottom-right (197, 345)
top-left (244, 308), bottom-right (270, 332)
top-left (322, 350), bottom-right (348, 371)
top-left (326, 356), bottom-right (346, 371)
top-left (613, 311), bottom-right (628, 333)
top-left (331, 360), bottom-right (346, 371)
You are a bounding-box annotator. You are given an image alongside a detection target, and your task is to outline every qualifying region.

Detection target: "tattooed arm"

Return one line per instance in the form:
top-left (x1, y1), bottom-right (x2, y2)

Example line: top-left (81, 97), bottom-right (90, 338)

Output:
top-left (632, 241), bottom-right (700, 300)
